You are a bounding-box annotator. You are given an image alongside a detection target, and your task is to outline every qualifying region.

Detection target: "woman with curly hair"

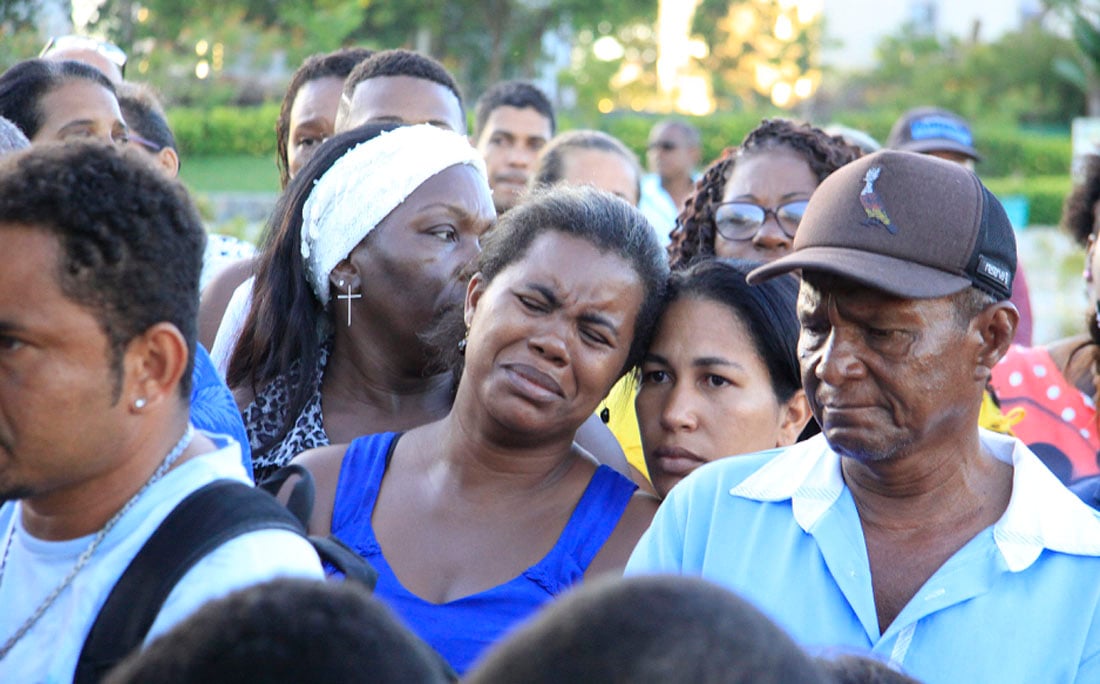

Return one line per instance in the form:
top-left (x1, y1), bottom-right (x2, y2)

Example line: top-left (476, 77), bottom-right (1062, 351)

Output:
top-left (990, 153), bottom-right (1100, 486)
top-left (669, 119), bottom-right (861, 267)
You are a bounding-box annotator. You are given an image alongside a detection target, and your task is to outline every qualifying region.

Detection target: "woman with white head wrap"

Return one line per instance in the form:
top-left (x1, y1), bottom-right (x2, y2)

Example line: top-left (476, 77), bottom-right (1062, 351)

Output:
top-left (225, 123), bottom-right (495, 479)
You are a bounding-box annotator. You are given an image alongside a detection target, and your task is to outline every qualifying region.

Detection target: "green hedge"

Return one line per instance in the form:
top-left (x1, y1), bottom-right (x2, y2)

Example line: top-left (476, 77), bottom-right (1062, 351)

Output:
top-left (166, 105), bottom-right (1074, 221)
top-left (587, 111), bottom-right (1073, 179)
top-left (169, 104), bottom-right (281, 157)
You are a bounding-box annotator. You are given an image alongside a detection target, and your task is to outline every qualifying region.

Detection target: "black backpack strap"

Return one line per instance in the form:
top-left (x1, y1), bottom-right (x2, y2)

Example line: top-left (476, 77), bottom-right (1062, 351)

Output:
top-left (74, 480), bottom-right (303, 683)
top-left (258, 463), bottom-right (377, 589)
top-left (256, 462), bottom-right (315, 527)
top-left (76, 476), bottom-right (381, 683)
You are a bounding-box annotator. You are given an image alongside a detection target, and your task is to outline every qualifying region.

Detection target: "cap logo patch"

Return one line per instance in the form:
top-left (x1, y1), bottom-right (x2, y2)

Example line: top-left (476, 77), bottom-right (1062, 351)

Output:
top-left (859, 167), bottom-right (896, 234)
top-left (976, 255), bottom-right (1011, 290)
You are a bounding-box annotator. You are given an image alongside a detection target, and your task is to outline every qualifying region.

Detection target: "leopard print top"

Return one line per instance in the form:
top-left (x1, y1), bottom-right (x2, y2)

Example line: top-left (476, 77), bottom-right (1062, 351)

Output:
top-left (243, 344), bottom-right (331, 482)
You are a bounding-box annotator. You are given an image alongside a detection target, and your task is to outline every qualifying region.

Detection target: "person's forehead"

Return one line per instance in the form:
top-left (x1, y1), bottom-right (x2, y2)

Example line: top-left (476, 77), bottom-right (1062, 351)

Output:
top-left (504, 231), bottom-right (641, 300)
top-left (39, 80), bottom-right (122, 124)
top-left (0, 224), bottom-right (65, 303)
top-left (348, 75), bottom-right (464, 131)
top-left (291, 76), bottom-right (344, 124)
top-left (651, 123), bottom-right (691, 144)
top-left (483, 105), bottom-right (551, 137)
top-left (398, 164), bottom-right (494, 215)
top-left (799, 271), bottom-right (909, 307)
top-left (562, 148), bottom-right (638, 200)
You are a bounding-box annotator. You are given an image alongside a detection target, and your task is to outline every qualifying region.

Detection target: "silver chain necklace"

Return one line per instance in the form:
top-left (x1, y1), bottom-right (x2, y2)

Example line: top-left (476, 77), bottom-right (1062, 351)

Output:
top-left (0, 424), bottom-right (194, 661)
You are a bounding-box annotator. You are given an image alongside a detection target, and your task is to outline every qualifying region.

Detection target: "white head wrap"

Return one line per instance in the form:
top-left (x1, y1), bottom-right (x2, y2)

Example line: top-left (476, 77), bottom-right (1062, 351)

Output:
top-left (300, 124), bottom-right (488, 305)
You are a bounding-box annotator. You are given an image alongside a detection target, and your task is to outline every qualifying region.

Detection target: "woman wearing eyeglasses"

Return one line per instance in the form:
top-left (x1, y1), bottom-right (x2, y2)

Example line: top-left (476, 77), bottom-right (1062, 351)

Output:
top-left (669, 119), bottom-right (861, 267)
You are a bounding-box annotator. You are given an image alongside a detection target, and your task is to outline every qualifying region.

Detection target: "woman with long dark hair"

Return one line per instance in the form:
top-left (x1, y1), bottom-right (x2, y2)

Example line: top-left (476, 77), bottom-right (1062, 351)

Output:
top-left (225, 123), bottom-right (495, 480)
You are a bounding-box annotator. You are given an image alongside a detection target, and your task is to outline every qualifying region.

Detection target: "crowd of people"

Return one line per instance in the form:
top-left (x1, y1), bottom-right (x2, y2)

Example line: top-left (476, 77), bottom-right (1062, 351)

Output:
top-left (0, 33), bottom-right (1097, 684)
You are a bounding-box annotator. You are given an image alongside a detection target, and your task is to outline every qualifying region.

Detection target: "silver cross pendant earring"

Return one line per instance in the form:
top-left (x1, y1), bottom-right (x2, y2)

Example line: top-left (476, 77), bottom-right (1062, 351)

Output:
top-left (336, 279), bottom-right (362, 327)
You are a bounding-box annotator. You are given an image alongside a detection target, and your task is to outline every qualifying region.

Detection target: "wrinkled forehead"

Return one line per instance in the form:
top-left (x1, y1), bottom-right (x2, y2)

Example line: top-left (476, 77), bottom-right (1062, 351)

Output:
top-left (797, 271), bottom-right (912, 311)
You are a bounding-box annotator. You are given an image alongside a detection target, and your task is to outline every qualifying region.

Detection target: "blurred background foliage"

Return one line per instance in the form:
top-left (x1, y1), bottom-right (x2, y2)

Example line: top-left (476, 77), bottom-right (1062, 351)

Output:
top-left (0, 0), bottom-right (1096, 226)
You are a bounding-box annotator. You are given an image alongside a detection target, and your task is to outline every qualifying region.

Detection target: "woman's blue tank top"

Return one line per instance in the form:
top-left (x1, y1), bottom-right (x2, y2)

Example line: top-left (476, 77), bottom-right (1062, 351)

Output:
top-left (330, 431), bottom-right (637, 675)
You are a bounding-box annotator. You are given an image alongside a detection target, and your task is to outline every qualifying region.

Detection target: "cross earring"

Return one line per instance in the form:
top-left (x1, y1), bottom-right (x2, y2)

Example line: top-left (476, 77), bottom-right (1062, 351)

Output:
top-left (336, 279), bottom-right (362, 328)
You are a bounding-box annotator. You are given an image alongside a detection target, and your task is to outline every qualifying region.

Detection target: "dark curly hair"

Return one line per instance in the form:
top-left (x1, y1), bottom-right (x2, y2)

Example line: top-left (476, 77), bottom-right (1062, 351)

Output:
top-left (0, 141), bottom-right (205, 399)
top-left (275, 47), bottom-right (373, 188)
top-left (1062, 153), bottom-right (1100, 247)
top-left (0, 58), bottom-right (116, 140)
top-left (1062, 154), bottom-right (1100, 413)
top-left (668, 119), bottom-right (862, 267)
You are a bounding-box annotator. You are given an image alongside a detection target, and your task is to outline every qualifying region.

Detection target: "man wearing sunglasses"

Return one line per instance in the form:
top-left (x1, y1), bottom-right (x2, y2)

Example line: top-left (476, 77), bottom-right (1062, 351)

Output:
top-left (639, 120), bottom-right (700, 247)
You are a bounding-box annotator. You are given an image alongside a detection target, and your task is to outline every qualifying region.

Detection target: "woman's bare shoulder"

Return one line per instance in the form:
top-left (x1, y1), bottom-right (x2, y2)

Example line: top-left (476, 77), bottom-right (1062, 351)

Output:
top-left (289, 442), bottom-right (350, 535)
top-left (583, 486), bottom-right (659, 578)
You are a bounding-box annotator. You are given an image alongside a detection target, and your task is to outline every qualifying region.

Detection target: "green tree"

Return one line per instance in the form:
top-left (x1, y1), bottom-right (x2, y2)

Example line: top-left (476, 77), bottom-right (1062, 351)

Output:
top-left (87, 0), bottom-right (655, 105)
top-left (830, 21), bottom-right (1084, 127)
top-left (1046, 0), bottom-right (1100, 114)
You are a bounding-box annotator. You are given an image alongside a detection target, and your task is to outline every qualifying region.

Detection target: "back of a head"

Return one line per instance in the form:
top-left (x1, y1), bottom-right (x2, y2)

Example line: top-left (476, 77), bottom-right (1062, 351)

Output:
top-left (0, 115), bottom-right (30, 157)
top-left (1062, 153), bottom-right (1100, 248)
top-left (886, 106), bottom-right (981, 162)
top-left (0, 140), bottom-right (204, 394)
top-left (117, 82), bottom-right (176, 152)
top-left (104, 578), bottom-right (452, 684)
top-left (823, 123), bottom-right (881, 155)
top-left (342, 48), bottom-right (464, 116)
top-left (465, 575), bottom-right (827, 684)
top-left (0, 58), bottom-right (116, 139)
top-left (532, 129), bottom-right (641, 196)
top-left (475, 80), bottom-right (556, 138)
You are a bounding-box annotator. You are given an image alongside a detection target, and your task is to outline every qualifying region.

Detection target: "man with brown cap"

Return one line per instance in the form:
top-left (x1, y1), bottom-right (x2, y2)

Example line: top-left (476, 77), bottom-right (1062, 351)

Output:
top-left (887, 105), bottom-right (1034, 345)
top-left (627, 150), bottom-right (1100, 683)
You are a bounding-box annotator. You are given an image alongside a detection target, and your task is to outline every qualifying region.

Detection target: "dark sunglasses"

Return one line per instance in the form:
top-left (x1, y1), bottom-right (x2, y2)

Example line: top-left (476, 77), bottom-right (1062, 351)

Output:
top-left (713, 200), bottom-right (809, 241)
top-left (41, 35), bottom-right (128, 74)
top-left (647, 140), bottom-right (679, 152)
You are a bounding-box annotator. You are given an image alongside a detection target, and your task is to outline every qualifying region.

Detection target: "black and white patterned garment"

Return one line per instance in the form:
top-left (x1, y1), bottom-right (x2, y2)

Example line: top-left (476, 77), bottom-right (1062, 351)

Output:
top-left (243, 343), bottom-right (331, 483)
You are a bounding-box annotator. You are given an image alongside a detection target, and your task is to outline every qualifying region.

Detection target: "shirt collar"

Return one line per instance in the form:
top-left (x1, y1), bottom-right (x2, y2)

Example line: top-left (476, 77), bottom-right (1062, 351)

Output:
top-left (729, 430), bottom-right (1100, 571)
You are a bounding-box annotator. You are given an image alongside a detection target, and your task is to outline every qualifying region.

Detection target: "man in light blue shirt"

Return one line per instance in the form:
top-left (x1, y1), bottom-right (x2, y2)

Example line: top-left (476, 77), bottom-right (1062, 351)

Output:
top-left (628, 150), bottom-right (1100, 683)
top-left (638, 119), bottom-right (700, 247)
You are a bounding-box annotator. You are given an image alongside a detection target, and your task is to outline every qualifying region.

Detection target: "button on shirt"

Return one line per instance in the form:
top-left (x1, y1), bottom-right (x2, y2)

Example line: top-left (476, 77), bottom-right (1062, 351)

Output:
top-left (627, 431), bottom-right (1100, 684)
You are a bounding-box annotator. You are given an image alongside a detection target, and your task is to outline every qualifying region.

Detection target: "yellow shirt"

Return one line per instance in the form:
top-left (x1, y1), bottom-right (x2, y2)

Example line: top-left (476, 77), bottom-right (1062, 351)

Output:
top-left (598, 375), bottom-right (648, 479)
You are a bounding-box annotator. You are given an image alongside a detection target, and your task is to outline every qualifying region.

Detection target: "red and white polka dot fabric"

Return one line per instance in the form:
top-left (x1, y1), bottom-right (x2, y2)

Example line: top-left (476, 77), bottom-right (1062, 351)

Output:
top-left (991, 344), bottom-right (1100, 484)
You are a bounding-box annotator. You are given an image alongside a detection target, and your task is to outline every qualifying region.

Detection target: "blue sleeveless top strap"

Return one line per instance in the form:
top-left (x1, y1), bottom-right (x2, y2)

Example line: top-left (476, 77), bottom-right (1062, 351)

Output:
top-left (330, 431), bottom-right (637, 675)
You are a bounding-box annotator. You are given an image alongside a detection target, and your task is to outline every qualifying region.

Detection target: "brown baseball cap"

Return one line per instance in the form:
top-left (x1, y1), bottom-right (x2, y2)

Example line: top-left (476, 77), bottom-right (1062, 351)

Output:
top-left (746, 149), bottom-right (1016, 300)
top-left (886, 106), bottom-right (981, 162)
